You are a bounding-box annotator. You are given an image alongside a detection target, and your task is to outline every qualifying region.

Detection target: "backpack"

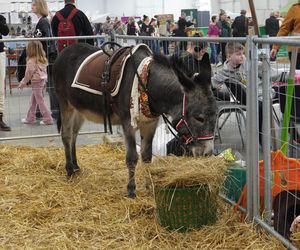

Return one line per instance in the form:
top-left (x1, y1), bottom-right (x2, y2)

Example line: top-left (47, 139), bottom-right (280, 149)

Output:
top-left (55, 8), bottom-right (78, 52)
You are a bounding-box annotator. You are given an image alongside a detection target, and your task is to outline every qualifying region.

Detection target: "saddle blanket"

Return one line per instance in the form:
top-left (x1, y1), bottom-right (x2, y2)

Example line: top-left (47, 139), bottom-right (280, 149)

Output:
top-left (71, 44), bottom-right (152, 96)
top-left (130, 56), bottom-right (159, 128)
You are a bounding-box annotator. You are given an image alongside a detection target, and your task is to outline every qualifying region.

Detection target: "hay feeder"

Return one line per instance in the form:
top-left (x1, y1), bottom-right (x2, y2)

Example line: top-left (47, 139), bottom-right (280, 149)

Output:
top-left (154, 185), bottom-right (217, 232)
top-left (148, 156), bottom-right (227, 232)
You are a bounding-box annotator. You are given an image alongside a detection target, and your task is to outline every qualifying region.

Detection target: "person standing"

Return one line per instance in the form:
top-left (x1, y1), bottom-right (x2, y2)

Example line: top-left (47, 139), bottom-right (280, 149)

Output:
top-left (51, 0), bottom-right (94, 46)
top-left (126, 17), bottom-right (137, 46)
top-left (207, 15), bottom-right (220, 66)
top-left (31, 0), bottom-right (58, 119)
top-left (174, 12), bottom-right (195, 53)
top-left (217, 10), bottom-right (231, 65)
top-left (265, 11), bottom-right (280, 53)
top-left (231, 9), bottom-right (248, 37)
top-left (265, 11), bottom-right (280, 37)
top-left (270, 2), bottom-right (300, 68)
top-left (18, 41), bottom-right (53, 125)
top-left (0, 14), bottom-right (11, 131)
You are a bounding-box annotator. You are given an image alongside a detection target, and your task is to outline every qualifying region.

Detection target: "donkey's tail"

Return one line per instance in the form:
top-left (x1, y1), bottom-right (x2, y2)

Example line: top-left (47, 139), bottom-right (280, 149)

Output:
top-left (56, 111), bottom-right (61, 133)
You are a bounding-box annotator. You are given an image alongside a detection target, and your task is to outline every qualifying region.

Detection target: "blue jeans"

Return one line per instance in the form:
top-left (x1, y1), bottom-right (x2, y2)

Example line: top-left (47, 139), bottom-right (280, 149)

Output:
top-left (210, 43), bottom-right (219, 64)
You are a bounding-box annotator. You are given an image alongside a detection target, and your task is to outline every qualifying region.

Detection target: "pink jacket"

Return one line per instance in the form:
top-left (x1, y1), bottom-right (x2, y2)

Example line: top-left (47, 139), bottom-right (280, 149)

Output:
top-left (207, 23), bottom-right (220, 37)
top-left (20, 58), bottom-right (48, 85)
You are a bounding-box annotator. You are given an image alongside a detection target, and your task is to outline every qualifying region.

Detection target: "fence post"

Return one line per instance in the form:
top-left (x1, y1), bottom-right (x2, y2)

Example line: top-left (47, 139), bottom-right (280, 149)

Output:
top-left (246, 36), bottom-right (260, 220)
top-left (245, 36), bottom-right (253, 220)
top-left (261, 37), bottom-right (272, 224)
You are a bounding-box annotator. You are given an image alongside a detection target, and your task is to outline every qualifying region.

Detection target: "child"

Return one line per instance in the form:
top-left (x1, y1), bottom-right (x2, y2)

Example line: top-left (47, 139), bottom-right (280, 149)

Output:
top-left (212, 42), bottom-right (247, 90)
top-left (212, 42), bottom-right (264, 145)
top-left (18, 41), bottom-right (53, 125)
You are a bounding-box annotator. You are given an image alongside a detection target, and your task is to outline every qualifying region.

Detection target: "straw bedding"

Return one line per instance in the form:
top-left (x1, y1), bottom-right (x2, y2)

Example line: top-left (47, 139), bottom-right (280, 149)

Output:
top-left (0, 143), bottom-right (286, 249)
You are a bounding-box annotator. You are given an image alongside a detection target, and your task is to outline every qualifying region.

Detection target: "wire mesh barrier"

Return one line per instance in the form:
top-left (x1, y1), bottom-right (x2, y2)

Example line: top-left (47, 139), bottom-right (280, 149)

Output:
top-left (1, 34), bottom-right (300, 248)
top-left (1, 35), bottom-right (108, 145)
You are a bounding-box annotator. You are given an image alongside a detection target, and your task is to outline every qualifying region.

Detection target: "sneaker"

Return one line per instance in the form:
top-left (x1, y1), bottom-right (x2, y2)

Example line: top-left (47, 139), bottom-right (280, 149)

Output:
top-left (210, 63), bottom-right (216, 67)
top-left (216, 62), bottom-right (223, 67)
top-left (21, 118), bottom-right (35, 124)
top-left (40, 120), bottom-right (54, 125)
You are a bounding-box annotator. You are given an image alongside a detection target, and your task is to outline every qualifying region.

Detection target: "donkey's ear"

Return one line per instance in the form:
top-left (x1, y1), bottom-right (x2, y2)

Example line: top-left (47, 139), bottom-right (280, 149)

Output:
top-left (194, 52), bottom-right (212, 86)
top-left (200, 52), bottom-right (211, 70)
top-left (170, 55), bottom-right (195, 92)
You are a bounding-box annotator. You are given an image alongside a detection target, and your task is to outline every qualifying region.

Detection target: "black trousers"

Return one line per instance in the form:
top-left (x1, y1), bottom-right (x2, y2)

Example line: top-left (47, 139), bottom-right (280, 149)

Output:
top-left (288, 52), bottom-right (300, 69)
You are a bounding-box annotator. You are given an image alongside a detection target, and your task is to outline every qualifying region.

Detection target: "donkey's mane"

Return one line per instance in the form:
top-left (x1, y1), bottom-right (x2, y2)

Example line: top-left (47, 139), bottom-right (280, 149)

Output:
top-left (152, 54), bottom-right (171, 68)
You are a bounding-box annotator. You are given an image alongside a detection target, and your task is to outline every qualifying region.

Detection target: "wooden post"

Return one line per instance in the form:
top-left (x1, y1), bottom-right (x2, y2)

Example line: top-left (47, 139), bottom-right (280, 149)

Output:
top-left (248, 0), bottom-right (260, 36)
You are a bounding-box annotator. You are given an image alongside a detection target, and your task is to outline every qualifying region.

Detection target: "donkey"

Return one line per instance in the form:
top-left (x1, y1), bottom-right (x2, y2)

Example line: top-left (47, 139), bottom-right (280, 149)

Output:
top-left (53, 43), bottom-right (217, 198)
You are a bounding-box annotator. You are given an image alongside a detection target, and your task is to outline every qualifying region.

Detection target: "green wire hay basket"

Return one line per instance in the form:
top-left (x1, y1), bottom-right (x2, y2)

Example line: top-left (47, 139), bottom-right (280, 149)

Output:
top-left (154, 185), bottom-right (217, 232)
top-left (147, 156), bottom-right (227, 232)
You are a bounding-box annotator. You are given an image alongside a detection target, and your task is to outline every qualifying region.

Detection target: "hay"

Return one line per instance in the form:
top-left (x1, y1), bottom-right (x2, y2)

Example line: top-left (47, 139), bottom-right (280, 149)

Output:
top-left (0, 143), bottom-right (286, 249)
top-left (147, 156), bottom-right (227, 191)
top-left (291, 224), bottom-right (300, 248)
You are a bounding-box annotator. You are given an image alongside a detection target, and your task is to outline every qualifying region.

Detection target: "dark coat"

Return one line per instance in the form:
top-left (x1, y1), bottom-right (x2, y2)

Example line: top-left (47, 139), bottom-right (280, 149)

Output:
top-left (127, 23), bottom-right (136, 36)
top-left (51, 3), bottom-right (94, 45)
top-left (231, 15), bottom-right (248, 37)
top-left (0, 15), bottom-right (9, 53)
top-left (265, 16), bottom-right (279, 37)
top-left (217, 20), bottom-right (231, 37)
top-left (175, 18), bottom-right (194, 37)
top-left (35, 17), bottom-right (52, 54)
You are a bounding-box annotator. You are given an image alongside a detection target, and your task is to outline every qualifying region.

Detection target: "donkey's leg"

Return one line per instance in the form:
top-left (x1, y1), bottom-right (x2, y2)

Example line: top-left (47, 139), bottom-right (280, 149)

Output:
top-left (70, 111), bottom-right (84, 173)
top-left (139, 119), bottom-right (159, 189)
top-left (122, 121), bottom-right (139, 198)
top-left (140, 120), bottom-right (159, 163)
top-left (60, 104), bottom-right (78, 177)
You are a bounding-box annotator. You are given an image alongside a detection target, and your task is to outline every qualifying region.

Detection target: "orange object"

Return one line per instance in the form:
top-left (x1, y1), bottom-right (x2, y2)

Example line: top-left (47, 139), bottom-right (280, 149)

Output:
top-left (234, 150), bottom-right (300, 217)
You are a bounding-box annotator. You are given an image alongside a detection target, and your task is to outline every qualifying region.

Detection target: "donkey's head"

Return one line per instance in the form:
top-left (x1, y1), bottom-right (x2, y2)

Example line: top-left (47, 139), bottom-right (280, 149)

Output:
top-left (171, 52), bottom-right (217, 156)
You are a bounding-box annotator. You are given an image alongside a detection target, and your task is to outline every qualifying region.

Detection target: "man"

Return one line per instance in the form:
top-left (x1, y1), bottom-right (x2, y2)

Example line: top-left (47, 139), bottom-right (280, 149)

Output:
top-left (265, 11), bottom-right (280, 37)
top-left (265, 11), bottom-right (280, 54)
top-left (174, 12), bottom-right (195, 52)
top-left (231, 9), bottom-right (248, 37)
top-left (102, 16), bottom-right (113, 36)
top-left (51, 0), bottom-right (94, 47)
top-left (0, 14), bottom-right (11, 131)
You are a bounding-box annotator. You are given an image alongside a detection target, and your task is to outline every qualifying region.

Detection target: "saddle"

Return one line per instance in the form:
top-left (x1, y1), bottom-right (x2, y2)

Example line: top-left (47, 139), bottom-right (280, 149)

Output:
top-left (75, 46), bottom-right (132, 95)
top-left (72, 44), bottom-right (152, 96)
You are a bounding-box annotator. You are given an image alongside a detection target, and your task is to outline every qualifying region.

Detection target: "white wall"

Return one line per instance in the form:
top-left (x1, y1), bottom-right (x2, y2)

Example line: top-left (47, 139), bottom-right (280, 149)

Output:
top-left (76, 0), bottom-right (197, 21)
top-left (212, 0), bottom-right (295, 25)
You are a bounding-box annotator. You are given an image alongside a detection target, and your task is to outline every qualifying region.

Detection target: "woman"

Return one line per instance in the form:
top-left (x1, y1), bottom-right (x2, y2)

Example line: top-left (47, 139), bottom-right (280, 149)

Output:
top-left (207, 15), bottom-right (220, 66)
top-left (217, 11), bottom-right (231, 65)
top-left (270, 1), bottom-right (300, 69)
top-left (31, 0), bottom-right (58, 119)
top-left (140, 15), bottom-right (152, 36)
top-left (126, 17), bottom-right (137, 46)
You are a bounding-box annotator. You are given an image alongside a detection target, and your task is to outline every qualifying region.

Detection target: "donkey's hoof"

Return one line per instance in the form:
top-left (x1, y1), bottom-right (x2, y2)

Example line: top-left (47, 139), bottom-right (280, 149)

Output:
top-left (73, 165), bottom-right (81, 173)
top-left (66, 170), bottom-right (74, 178)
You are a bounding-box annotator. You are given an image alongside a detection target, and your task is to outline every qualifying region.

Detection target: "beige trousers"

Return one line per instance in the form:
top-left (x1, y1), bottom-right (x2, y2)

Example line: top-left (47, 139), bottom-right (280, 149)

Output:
top-left (0, 52), bottom-right (6, 113)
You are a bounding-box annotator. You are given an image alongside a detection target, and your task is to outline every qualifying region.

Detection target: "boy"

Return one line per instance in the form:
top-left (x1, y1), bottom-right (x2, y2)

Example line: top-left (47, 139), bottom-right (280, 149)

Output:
top-left (212, 42), bottom-right (264, 145)
top-left (212, 42), bottom-right (247, 90)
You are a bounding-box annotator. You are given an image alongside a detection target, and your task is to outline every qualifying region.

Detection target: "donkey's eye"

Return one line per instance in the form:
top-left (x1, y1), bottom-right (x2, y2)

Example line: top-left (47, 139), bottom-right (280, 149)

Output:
top-left (195, 115), bottom-right (205, 123)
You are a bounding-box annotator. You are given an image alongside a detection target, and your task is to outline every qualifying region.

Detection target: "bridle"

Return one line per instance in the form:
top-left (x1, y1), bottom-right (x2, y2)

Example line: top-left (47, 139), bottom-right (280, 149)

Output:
top-left (173, 94), bottom-right (214, 145)
top-left (129, 47), bottom-right (214, 145)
